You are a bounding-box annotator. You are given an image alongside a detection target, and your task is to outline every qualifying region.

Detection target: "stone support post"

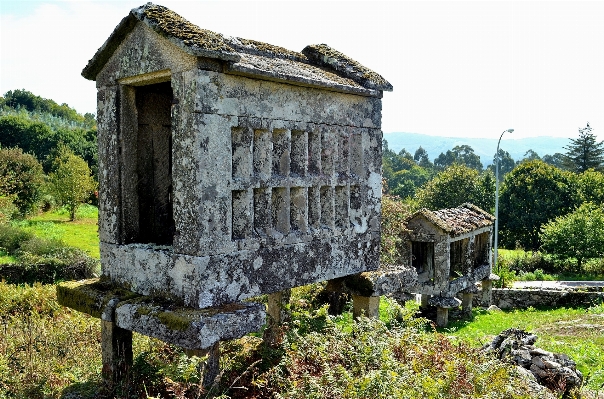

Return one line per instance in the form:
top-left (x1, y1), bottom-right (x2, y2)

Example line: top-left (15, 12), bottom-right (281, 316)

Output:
top-left (352, 295), bottom-right (380, 319)
top-left (462, 292), bottom-right (474, 316)
top-left (481, 279), bottom-right (494, 307)
top-left (436, 307), bottom-right (449, 327)
top-left (420, 294), bottom-right (430, 309)
top-left (101, 320), bottom-right (133, 383)
top-left (264, 289), bottom-right (291, 346)
top-left (202, 341), bottom-right (221, 388)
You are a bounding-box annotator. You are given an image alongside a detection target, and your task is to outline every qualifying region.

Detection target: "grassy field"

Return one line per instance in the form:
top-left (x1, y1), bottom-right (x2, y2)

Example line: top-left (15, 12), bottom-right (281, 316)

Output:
top-left (1, 208), bottom-right (603, 397)
top-left (445, 304), bottom-right (604, 391)
top-left (12, 205), bottom-right (99, 259)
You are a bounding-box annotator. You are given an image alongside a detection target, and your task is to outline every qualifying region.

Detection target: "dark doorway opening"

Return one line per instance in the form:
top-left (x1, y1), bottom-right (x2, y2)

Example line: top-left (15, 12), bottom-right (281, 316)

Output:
top-left (412, 241), bottom-right (434, 275)
top-left (135, 81), bottom-right (174, 245)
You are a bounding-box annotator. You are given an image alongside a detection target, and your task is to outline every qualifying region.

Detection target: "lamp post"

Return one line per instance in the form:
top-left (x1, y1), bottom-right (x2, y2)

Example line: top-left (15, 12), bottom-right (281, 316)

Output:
top-left (494, 128), bottom-right (513, 274)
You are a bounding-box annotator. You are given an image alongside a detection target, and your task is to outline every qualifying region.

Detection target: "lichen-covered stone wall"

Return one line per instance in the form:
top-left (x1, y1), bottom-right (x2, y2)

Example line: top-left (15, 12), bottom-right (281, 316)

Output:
top-left (95, 19), bottom-right (384, 308)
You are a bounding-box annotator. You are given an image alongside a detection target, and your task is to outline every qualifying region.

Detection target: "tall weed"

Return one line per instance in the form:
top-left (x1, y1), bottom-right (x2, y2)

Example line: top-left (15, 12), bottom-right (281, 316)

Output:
top-left (234, 317), bottom-right (533, 399)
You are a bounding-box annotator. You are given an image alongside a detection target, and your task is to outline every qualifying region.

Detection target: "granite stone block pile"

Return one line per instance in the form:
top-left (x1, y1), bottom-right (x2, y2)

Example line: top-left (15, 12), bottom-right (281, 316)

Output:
top-left (484, 328), bottom-right (582, 398)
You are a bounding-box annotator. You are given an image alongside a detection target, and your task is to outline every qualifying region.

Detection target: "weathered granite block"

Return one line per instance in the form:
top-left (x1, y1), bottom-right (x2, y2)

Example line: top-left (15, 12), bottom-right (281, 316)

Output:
top-left (79, 3), bottom-right (389, 307)
top-left (57, 279), bottom-right (265, 350)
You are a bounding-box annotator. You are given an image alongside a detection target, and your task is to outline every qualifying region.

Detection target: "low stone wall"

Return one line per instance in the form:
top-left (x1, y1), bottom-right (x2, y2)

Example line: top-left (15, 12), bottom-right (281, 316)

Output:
top-left (490, 287), bottom-right (604, 310)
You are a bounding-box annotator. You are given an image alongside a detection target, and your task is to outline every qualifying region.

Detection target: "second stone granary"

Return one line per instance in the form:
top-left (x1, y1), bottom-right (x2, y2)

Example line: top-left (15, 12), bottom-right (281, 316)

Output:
top-left (407, 203), bottom-right (495, 296)
top-left (327, 203), bottom-right (496, 325)
top-left (84, 3), bottom-right (391, 309)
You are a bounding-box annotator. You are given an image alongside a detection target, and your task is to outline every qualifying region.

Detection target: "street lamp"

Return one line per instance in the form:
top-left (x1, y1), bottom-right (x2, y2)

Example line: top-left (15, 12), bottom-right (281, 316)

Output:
top-left (494, 128), bottom-right (513, 274)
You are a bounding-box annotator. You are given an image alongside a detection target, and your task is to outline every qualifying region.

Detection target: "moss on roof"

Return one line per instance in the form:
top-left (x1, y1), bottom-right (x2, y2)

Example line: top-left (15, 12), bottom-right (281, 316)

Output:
top-left (133, 3), bottom-right (239, 59)
top-left (409, 203), bottom-right (494, 237)
top-left (302, 44), bottom-right (393, 91)
top-left (83, 3), bottom-right (392, 94)
top-left (228, 37), bottom-right (307, 61)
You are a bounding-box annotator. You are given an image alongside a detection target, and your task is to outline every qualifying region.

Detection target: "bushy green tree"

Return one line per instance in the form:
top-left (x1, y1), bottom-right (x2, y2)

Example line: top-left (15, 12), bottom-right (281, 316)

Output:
top-left (413, 146), bottom-right (433, 169)
top-left (389, 165), bottom-right (432, 199)
top-left (540, 202), bottom-right (604, 270)
top-left (415, 164), bottom-right (494, 211)
top-left (521, 149), bottom-right (541, 162)
top-left (542, 153), bottom-right (566, 169)
top-left (499, 160), bottom-right (577, 250)
top-left (486, 149), bottom-right (515, 181)
top-left (0, 115), bottom-right (57, 161)
top-left (0, 147), bottom-right (45, 216)
top-left (48, 147), bottom-right (96, 221)
top-left (383, 140), bottom-right (424, 195)
top-left (577, 169), bottom-right (604, 205)
top-left (434, 145), bottom-right (483, 171)
top-left (563, 122), bottom-right (604, 172)
top-left (381, 194), bottom-right (414, 265)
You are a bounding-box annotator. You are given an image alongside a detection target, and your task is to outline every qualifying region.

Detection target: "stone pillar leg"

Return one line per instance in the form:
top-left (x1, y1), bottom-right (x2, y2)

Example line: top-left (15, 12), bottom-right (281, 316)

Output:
top-left (435, 307), bottom-right (449, 327)
top-left (481, 280), bottom-right (493, 307)
top-left (420, 294), bottom-right (430, 309)
top-left (462, 293), bottom-right (473, 316)
top-left (202, 341), bottom-right (220, 388)
top-left (101, 320), bottom-right (133, 383)
top-left (352, 295), bottom-right (380, 319)
top-left (264, 289), bottom-right (291, 346)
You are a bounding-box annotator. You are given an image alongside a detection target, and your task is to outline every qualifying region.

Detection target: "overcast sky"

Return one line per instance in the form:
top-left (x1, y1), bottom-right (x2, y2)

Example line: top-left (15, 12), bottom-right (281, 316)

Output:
top-left (2, 1), bottom-right (603, 142)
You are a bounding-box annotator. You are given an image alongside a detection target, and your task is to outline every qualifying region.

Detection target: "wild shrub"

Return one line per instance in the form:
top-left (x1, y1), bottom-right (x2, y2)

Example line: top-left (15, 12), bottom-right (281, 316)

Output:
top-left (0, 147), bottom-right (45, 216)
top-left (0, 282), bottom-right (102, 399)
top-left (0, 196), bottom-right (17, 223)
top-left (0, 224), bottom-right (97, 284)
top-left (232, 317), bottom-right (533, 399)
top-left (0, 223), bottom-right (33, 253)
top-left (380, 194), bottom-right (413, 265)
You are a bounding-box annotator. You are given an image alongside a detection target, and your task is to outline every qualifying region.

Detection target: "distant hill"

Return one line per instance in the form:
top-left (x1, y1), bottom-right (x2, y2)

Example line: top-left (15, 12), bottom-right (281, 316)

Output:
top-left (383, 132), bottom-right (569, 168)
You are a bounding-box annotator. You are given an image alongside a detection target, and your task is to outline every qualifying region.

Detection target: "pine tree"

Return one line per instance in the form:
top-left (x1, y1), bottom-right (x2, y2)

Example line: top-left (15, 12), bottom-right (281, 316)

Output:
top-left (563, 122), bottom-right (604, 172)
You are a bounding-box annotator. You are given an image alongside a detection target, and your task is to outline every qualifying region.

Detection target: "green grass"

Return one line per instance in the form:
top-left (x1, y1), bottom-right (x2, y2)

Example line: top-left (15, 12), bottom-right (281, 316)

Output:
top-left (0, 248), bottom-right (17, 264)
top-left (445, 304), bottom-right (604, 391)
top-left (13, 205), bottom-right (99, 259)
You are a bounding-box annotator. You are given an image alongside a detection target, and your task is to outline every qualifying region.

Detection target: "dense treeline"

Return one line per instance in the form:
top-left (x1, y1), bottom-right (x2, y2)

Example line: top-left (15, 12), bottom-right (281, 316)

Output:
top-left (0, 90), bottom-right (97, 220)
top-left (384, 123), bottom-right (604, 272)
top-left (0, 89), bottom-right (95, 128)
top-left (0, 90), bottom-right (97, 176)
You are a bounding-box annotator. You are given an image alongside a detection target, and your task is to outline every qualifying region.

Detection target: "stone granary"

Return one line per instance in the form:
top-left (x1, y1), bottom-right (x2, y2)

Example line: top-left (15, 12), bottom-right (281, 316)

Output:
top-left (407, 203), bottom-right (496, 326)
top-left (57, 2), bottom-right (391, 384)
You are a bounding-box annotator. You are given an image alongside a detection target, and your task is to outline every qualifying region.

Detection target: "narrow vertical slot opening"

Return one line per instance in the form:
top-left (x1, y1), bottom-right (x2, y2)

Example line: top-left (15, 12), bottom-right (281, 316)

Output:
top-left (290, 130), bottom-right (307, 177)
top-left (308, 186), bottom-right (321, 229)
top-left (272, 129), bottom-right (290, 177)
top-left (321, 131), bottom-right (335, 178)
top-left (272, 187), bottom-right (290, 234)
top-left (290, 187), bottom-right (307, 233)
top-left (232, 189), bottom-right (252, 240)
top-left (320, 186), bottom-right (334, 229)
top-left (308, 131), bottom-right (321, 175)
top-left (253, 188), bottom-right (271, 235)
top-left (335, 185), bottom-right (349, 229)
top-left (253, 129), bottom-right (271, 180)
top-left (337, 132), bottom-right (350, 179)
top-left (232, 127), bottom-right (252, 180)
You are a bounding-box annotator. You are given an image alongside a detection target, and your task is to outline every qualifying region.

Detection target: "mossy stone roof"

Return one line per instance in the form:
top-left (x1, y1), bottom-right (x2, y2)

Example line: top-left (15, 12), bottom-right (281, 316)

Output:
top-left (410, 203), bottom-right (495, 237)
top-left (82, 3), bottom-right (392, 94)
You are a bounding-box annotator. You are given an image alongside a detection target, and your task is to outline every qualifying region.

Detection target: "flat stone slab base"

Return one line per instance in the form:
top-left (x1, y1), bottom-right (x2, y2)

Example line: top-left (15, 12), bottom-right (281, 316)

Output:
top-left (326, 264), bottom-right (417, 297)
top-left (57, 278), bottom-right (265, 349)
